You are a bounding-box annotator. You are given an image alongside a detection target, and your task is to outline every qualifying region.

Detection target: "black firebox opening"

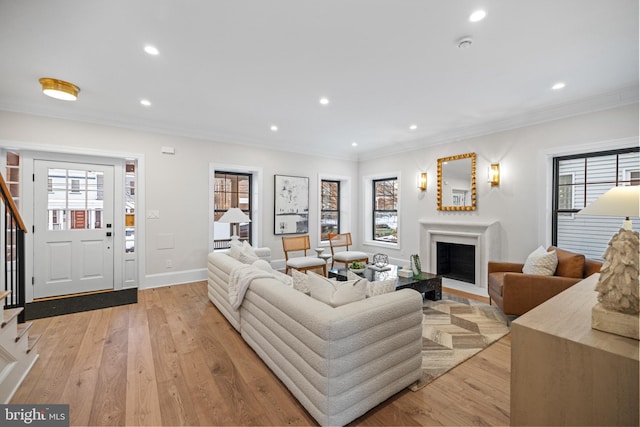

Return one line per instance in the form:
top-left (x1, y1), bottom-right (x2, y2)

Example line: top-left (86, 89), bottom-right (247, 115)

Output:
top-left (436, 242), bottom-right (475, 284)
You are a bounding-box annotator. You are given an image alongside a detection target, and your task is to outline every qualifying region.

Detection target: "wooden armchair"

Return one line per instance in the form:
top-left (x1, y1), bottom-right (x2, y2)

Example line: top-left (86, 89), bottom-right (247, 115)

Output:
top-left (328, 233), bottom-right (369, 269)
top-left (282, 235), bottom-right (327, 276)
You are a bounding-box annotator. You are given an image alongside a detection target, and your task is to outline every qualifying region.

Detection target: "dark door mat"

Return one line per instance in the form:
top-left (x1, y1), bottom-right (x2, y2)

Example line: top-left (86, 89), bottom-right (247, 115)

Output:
top-left (25, 288), bottom-right (138, 320)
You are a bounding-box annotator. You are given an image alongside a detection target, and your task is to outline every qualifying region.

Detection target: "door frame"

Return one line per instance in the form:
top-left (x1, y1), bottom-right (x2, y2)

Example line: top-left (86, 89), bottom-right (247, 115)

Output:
top-left (33, 160), bottom-right (116, 298)
top-left (0, 141), bottom-right (146, 303)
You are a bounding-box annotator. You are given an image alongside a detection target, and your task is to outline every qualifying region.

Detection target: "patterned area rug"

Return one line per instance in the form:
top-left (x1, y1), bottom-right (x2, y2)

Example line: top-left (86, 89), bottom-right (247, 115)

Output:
top-left (409, 293), bottom-right (510, 391)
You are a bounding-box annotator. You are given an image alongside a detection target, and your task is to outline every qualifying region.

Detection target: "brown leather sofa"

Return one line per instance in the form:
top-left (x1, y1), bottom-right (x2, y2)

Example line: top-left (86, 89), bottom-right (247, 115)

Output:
top-left (488, 247), bottom-right (602, 319)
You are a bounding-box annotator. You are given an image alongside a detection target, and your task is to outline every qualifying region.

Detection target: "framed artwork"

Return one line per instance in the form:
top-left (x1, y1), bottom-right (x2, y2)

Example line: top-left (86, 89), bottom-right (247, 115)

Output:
top-left (274, 175), bottom-right (309, 235)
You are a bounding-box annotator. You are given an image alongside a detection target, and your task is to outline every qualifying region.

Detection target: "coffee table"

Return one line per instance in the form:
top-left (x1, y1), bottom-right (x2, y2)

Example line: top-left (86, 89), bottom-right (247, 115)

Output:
top-left (328, 264), bottom-right (442, 301)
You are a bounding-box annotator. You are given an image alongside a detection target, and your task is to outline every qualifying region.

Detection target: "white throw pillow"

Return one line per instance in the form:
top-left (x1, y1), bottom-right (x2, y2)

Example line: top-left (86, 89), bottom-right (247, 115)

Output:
top-left (346, 270), bottom-right (396, 297)
top-left (291, 269), bottom-right (310, 294)
top-left (347, 270), bottom-right (398, 298)
top-left (228, 241), bottom-right (242, 260)
top-left (251, 259), bottom-right (292, 286)
top-left (346, 270), bottom-right (362, 281)
top-left (230, 241), bottom-right (258, 264)
top-left (366, 278), bottom-right (397, 297)
top-left (274, 270), bottom-right (294, 287)
top-left (307, 271), bottom-right (367, 307)
top-left (238, 252), bottom-right (259, 264)
top-left (522, 246), bottom-right (558, 276)
top-left (242, 240), bottom-right (257, 257)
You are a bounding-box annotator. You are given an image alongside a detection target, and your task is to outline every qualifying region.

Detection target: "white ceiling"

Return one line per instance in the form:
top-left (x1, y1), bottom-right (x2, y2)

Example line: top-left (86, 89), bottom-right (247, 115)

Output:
top-left (0, 0), bottom-right (638, 160)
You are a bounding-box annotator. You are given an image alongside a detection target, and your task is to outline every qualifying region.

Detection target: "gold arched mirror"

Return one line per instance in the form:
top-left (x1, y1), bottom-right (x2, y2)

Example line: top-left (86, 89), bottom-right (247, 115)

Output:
top-left (437, 152), bottom-right (476, 211)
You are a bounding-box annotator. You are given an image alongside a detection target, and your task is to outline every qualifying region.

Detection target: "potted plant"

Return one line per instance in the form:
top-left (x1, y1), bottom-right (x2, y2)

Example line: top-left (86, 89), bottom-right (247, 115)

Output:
top-left (349, 261), bottom-right (366, 273)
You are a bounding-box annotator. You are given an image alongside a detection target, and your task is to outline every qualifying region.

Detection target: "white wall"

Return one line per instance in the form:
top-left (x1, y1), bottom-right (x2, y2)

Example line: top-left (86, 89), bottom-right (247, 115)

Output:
top-left (0, 104), bottom-right (637, 288)
top-left (358, 104), bottom-right (639, 266)
top-left (0, 111), bottom-right (359, 288)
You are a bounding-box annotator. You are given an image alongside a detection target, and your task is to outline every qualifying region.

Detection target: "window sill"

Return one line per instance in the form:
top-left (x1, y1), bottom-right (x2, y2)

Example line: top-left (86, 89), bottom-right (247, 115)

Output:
top-left (363, 239), bottom-right (399, 250)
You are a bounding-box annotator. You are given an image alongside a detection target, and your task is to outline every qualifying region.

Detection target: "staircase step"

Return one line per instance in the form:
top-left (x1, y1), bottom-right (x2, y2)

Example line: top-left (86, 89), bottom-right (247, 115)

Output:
top-left (15, 321), bottom-right (33, 342)
top-left (27, 334), bottom-right (41, 354)
top-left (1, 307), bottom-right (24, 328)
top-left (0, 290), bottom-right (10, 303)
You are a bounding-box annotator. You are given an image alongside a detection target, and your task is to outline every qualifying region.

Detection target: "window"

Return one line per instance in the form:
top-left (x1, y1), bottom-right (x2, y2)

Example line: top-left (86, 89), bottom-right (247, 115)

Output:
top-left (125, 161), bottom-right (136, 253)
top-left (372, 177), bottom-right (398, 243)
top-left (213, 171), bottom-right (252, 248)
top-left (46, 168), bottom-right (104, 230)
top-left (320, 180), bottom-right (340, 241)
top-left (557, 173), bottom-right (574, 217)
top-left (5, 151), bottom-right (20, 208)
top-left (71, 179), bottom-right (80, 193)
top-left (553, 147), bottom-right (639, 260)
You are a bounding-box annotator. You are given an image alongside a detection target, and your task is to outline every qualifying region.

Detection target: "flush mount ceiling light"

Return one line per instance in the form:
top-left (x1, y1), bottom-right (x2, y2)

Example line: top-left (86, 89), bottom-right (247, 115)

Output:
top-left (552, 82), bottom-right (566, 90)
top-left (319, 97), bottom-right (330, 106)
top-left (469, 10), bottom-right (487, 22)
top-left (39, 77), bottom-right (79, 101)
top-left (409, 124), bottom-right (418, 130)
top-left (140, 99), bottom-right (151, 107)
top-left (270, 125), bottom-right (278, 132)
top-left (351, 142), bottom-right (358, 147)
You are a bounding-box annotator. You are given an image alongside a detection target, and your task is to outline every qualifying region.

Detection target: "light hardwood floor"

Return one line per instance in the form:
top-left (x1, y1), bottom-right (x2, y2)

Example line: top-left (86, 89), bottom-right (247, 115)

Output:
top-left (11, 282), bottom-right (511, 426)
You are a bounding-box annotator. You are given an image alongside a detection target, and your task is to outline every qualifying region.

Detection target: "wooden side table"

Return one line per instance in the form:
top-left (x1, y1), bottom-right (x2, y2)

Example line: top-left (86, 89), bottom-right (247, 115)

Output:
top-left (510, 273), bottom-right (639, 426)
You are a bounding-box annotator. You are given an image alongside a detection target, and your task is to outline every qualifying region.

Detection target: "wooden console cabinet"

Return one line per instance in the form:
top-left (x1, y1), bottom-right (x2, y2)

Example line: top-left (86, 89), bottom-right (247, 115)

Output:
top-left (511, 274), bottom-right (639, 426)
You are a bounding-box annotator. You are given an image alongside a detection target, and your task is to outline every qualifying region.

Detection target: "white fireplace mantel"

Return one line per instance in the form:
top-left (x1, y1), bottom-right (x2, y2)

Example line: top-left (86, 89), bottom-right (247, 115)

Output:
top-left (418, 219), bottom-right (501, 291)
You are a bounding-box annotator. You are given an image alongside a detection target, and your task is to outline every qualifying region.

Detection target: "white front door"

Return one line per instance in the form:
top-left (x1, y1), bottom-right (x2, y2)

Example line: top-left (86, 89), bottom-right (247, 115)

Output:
top-left (33, 160), bottom-right (114, 298)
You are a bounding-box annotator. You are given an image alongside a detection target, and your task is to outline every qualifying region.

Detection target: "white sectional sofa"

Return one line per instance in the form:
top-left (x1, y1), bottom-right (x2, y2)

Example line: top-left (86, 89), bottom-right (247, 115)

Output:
top-left (207, 251), bottom-right (424, 426)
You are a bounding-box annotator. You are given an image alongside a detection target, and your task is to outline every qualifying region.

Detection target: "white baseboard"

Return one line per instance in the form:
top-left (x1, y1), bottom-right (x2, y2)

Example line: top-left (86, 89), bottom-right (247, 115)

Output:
top-left (143, 268), bottom-right (207, 289)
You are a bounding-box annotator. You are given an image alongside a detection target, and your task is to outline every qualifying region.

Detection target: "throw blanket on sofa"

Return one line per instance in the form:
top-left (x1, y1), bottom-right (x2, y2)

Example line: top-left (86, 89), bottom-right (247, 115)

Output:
top-left (229, 265), bottom-right (277, 310)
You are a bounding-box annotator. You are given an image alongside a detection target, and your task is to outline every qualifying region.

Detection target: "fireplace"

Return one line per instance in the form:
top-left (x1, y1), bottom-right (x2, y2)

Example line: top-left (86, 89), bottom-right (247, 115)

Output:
top-left (419, 219), bottom-right (500, 291)
top-left (437, 242), bottom-right (475, 284)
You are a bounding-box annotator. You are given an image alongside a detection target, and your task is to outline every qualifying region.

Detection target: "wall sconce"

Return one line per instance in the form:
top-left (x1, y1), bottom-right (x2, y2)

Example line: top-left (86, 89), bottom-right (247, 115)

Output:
top-left (488, 163), bottom-right (500, 187)
top-left (417, 172), bottom-right (427, 191)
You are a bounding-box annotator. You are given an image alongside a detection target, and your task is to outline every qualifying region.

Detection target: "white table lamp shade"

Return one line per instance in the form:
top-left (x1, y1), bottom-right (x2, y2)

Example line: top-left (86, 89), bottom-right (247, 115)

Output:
top-left (218, 208), bottom-right (251, 242)
top-left (578, 186), bottom-right (640, 229)
top-left (218, 208), bottom-right (251, 224)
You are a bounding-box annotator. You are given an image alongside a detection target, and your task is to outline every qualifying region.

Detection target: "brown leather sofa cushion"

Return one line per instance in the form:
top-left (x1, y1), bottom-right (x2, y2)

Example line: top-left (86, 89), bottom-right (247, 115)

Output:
top-left (550, 247), bottom-right (585, 278)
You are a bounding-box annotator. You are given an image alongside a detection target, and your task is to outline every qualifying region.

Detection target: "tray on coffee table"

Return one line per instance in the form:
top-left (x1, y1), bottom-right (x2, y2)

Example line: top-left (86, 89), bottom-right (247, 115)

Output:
top-left (328, 264), bottom-right (442, 301)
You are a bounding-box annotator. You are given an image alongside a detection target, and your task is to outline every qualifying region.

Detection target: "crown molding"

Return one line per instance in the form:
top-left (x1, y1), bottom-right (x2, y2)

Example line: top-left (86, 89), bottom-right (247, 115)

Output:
top-left (0, 105), bottom-right (360, 162)
top-left (1, 84), bottom-right (636, 163)
top-left (358, 85), bottom-right (639, 161)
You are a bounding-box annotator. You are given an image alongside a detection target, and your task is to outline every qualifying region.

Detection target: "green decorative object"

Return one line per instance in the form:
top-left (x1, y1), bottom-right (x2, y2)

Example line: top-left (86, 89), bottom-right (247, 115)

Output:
top-left (410, 254), bottom-right (424, 279)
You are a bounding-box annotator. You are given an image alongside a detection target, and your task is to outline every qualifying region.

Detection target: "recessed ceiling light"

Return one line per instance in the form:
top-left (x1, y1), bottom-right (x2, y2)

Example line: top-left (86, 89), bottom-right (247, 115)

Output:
top-left (409, 124), bottom-right (418, 130)
top-left (270, 125), bottom-right (278, 132)
top-left (144, 45), bottom-right (159, 55)
top-left (469, 10), bottom-right (486, 22)
top-left (319, 97), bottom-right (330, 106)
top-left (552, 82), bottom-right (566, 90)
top-left (351, 142), bottom-right (358, 147)
top-left (140, 99), bottom-right (151, 107)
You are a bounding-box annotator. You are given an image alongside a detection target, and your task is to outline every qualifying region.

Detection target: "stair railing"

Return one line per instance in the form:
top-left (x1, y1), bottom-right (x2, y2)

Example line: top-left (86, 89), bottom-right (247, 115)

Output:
top-left (0, 173), bottom-right (27, 323)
